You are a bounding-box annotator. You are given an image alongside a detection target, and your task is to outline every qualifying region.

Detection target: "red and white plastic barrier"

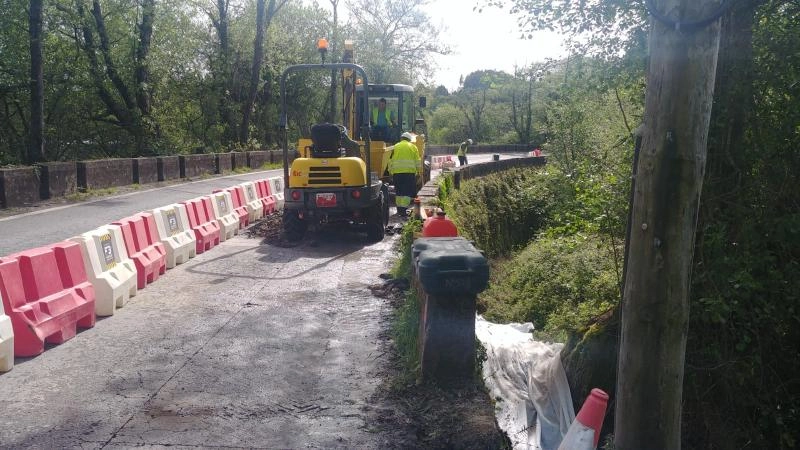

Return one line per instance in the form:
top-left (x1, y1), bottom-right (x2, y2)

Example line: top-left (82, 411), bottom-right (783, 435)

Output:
top-left (430, 155), bottom-right (456, 170)
top-left (0, 242), bottom-right (96, 357)
top-left (70, 225), bottom-right (138, 316)
top-left (210, 191), bottom-right (239, 241)
top-left (223, 187), bottom-right (251, 229)
top-left (151, 204), bottom-right (197, 268)
top-left (0, 297), bottom-right (14, 372)
top-left (267, 177), bottom-right (285, 210)
top-left (255, 179), bottom-right (277, 215)
top-left (181, 199), bottom-right (221, 254)
top-left (113, 214), bottom-right (167, 289)
top-left (0, 173), bottom-right (293, 365)
top-left (240, 182), bottom-right (265, 223)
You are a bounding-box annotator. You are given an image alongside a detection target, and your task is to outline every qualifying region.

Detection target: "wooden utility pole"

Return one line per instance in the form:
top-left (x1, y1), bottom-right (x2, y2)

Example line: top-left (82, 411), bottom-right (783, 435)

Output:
top-left (615, 0), bottom-right (722, 448)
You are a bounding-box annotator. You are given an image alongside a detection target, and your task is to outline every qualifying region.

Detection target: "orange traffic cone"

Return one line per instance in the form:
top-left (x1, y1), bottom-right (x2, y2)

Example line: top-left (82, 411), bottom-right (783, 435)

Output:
top-left (557, 388), bottom-right (609, 450)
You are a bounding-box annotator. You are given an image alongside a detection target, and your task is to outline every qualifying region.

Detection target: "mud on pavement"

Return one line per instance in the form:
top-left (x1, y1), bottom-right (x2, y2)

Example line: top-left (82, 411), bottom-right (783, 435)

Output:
top-left (0, 222), bottom-right (504, 448)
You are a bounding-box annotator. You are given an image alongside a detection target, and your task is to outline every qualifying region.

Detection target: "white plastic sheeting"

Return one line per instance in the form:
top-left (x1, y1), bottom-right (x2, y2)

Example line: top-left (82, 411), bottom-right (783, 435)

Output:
top-left (476, 316), bottom-right (575, 450)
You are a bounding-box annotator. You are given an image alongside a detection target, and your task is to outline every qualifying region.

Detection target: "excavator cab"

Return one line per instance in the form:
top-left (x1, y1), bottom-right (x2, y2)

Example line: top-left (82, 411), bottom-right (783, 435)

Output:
top-left (355, 84), bottom-right (415, 145)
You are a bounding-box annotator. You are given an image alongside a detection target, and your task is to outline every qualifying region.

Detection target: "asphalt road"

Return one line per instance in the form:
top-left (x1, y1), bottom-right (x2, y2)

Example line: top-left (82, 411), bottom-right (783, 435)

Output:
top-left (0, 151), bottom-right (530, 447)
top-left (0, 169), bottom-right (282, 256)
top-left (0, 152), bottom-right (528, 256)
top-left (0, 229), bottom-right (409, 447)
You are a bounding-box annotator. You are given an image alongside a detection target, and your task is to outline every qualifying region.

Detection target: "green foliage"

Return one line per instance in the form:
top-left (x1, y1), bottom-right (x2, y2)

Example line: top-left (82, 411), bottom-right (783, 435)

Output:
top-left (478, 234), bottom-right (619, 339)
top-left (390, 217), bottom-right (423, 378)
top-left (392, 288), bottom-right (421, 379)
top-left (391, 217), bottom-right (422, 279)
top-left (446, 167), bottom-right (561, 258)
top-left (428, 103), bottom-right (470, 144)
top-left (436, 173), bottom-right (453, 207)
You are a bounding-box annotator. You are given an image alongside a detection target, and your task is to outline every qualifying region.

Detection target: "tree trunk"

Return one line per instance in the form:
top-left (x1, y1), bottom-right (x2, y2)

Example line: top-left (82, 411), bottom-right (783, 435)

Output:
top-left (240, 0), bottom-right (285, 144)
top-left (27, 0), bottom-right (45, 164)
top-left (614, 0), bottom-right (722, 448)
top-left (213, 0), bottom-right (236, 145)
top-left (328, 0), bottom-right (340, 124)
top-left (135, 0), bottom-right (155, 154)
top-left (135, 0), bottom-right (154, 117)
top-left (240, 0), bottom-right (267, 144)
top-left (76, 0), bottom-right (133, 128)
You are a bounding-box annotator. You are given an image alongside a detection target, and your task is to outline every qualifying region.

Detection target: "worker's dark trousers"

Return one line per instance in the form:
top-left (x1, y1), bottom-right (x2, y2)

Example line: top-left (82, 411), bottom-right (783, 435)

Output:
top-left (458, 155), bottom-right (468, 166)
top-left (393, 172), bottom-right (416, 215)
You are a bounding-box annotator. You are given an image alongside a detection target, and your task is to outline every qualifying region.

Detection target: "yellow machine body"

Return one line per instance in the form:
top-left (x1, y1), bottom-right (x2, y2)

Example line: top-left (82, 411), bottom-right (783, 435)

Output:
top-left (288, 155), bottom-right (367, 188)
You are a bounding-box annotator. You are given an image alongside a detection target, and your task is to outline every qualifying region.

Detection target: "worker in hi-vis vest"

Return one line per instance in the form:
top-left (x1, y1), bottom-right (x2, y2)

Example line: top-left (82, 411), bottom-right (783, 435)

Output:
top-left (371, 97), bottom-right (396, 141)
top-left (389, 132), bottom-right (422, 217)
top-left (457, 138), bottom-right (472, 166)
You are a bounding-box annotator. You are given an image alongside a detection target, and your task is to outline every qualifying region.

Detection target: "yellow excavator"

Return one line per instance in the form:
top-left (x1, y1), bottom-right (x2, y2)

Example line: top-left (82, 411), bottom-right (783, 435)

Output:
top-left (278, 39), bottom-right (428, 242)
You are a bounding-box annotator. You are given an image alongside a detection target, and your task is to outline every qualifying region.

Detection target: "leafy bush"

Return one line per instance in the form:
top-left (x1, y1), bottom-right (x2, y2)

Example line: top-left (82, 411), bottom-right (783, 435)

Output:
top-left (446, 167), bottom-right (566, 258)
top-left (478, 234), bottom-right (620, 340)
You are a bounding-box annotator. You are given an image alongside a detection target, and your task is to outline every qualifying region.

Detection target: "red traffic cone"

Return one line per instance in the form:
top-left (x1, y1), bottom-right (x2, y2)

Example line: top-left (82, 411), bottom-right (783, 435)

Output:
top-left (557, 388), bottom-right (609, 450)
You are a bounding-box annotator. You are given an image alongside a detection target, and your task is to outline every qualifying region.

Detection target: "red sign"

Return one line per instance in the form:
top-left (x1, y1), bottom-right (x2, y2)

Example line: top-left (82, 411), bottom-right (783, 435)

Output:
top-left (316, 193), bottom-right (336, 207)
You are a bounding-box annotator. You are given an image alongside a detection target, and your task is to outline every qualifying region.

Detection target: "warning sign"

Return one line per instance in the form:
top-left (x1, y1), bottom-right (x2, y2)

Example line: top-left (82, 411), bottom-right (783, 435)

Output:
top-left (99, 233), bottom-right (116, 269)
top-left (166, 210), bottom-right (179, 236)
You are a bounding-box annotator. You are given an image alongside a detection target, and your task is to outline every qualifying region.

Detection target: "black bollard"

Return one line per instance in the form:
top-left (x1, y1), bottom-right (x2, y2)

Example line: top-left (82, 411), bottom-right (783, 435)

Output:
top-left (412, 237), bottom-right (489, 384)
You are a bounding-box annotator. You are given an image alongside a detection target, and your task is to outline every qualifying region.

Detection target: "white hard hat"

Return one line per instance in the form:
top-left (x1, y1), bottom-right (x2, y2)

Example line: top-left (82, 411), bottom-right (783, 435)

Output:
top-left (467, 139), bottom-right (473, 145)
top-left (401, 132), bottom-right (416, 142)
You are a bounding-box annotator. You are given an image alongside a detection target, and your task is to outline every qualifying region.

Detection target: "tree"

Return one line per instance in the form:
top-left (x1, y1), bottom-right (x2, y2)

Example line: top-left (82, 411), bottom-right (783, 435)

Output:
top-left (240, 0), bottom-right (288, 144)
top-left (615, 0), bottom-right (722, 447)
top-left (453, 70), bottom-right (512, 141)
top-left (27, 0), bottom-right (45, 164)
top-left (69, 0), bottom-right (158, 154)
top-left (327, 0), bottom-right (341, 123)
top-left (345, 0), bottom-right (448, 84)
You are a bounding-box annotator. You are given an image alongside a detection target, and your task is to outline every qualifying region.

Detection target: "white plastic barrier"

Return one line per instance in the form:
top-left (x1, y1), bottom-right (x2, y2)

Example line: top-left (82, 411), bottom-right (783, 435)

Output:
top-left (151, 203), bottom-right (197, 268)
top-left (210, 192), bottom-right (239, 241)
top-left (71, 225), bottom-right (138, 316)
top-left (241, 182), bottom-right (265, 222)
top-left (268, 177), bottom-right (285, 210)
top-left (0, 302), bottom-right (13, 372)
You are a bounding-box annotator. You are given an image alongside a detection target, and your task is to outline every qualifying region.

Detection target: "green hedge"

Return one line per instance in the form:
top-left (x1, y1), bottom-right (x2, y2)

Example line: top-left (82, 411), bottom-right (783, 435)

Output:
top-left (446, 167), bottom-right (566, 258)
top-left (478, 234), bottom-right (620, 339)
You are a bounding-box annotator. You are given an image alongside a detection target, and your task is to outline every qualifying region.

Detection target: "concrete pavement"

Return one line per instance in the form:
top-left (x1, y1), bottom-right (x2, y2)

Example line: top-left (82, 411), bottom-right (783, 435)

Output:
top-left (0, 231), bottom-right (404, 448)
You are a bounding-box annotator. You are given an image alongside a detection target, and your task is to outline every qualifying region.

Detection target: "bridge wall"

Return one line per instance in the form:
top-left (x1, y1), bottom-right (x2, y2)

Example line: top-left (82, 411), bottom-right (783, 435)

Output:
top-left (425, 144), bottom-right (531, 156)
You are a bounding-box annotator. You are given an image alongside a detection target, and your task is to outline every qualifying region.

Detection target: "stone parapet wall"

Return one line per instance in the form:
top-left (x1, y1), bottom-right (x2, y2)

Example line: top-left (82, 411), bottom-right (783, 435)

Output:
top-left (157, 156), bottom-right (180, 181)
top-left (40, 162), bottom-right (77, 199)
top-left (77, 159), bottom-right (133, 190)
top-left (0, 167), bottom-right (41, 208)
top-left (179, 154), bottom-right (216, 178)
top-left (132, 158), bottom-right (158, 184)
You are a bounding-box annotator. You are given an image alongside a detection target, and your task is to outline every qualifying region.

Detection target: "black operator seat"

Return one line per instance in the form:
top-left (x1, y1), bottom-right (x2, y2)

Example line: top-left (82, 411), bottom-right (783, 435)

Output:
top-left (310, 123), bottom-right (361, 158)
top-left (310, 123), bottom-right (342, 157)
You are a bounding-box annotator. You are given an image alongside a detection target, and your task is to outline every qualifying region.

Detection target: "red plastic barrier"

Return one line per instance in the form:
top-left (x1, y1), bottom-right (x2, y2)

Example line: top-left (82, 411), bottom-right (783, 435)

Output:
top-left (0, 242), bottom-right (96, 357)
top-left (181, 197), bottom-right (221, 254)
top-left (224, 187), bottom-right (250, 229)
top-left (113, 213), bottom-right (168, 289)
top-left (256, 179), bottom-right (277, 215)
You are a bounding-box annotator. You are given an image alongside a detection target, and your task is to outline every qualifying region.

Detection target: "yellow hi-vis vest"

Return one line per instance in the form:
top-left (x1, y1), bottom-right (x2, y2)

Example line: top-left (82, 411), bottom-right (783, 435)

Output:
top-left (372, 108), bottom-right (393, 126)
top-left (389, 140), bottom-right (421, 174)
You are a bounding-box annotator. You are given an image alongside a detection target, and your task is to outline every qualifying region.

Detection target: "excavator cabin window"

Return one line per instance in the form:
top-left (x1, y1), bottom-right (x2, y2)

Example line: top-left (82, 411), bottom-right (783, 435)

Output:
top-left (355, 87), bottom-right (414, 144)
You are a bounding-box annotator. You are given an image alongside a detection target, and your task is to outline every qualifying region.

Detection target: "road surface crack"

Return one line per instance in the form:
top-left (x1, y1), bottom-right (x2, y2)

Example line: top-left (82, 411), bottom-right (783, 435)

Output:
top-left (99, 282), bottom-right (270, 449)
